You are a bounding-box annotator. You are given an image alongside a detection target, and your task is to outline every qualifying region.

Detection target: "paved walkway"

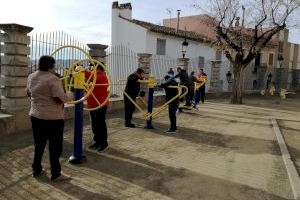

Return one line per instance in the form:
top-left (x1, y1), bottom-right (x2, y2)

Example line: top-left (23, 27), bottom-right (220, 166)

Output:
top-left (1, 97), bottom-right (300, 200)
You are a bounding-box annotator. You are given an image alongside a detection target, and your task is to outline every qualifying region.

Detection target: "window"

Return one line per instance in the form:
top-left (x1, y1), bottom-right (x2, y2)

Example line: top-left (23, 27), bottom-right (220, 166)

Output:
top-left (198, 56), bottom-right (205, 69)
top-left (268, 53), bottom-right (274, 66)
top-left (156, 38), bottom-right (166, 55)
top-left (216, 51), bottom-right (222, 61)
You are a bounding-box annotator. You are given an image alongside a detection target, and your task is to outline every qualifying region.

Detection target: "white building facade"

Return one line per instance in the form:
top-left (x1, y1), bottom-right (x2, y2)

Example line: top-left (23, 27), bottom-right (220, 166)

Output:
top-left (110, 1), bottom-right (231, 92)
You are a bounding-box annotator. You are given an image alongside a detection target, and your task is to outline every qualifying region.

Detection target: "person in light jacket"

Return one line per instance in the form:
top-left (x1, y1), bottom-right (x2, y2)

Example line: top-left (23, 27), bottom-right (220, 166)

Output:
top-left (27, 55), bottom-right (74, 181)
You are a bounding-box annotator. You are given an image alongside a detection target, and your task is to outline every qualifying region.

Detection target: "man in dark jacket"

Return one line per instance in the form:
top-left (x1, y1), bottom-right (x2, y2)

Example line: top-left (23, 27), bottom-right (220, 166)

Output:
top-left (159, 75), bottom-right (179, 133)
top-left (124, 68), bottom-right (145, 127)
top-left (175, 67), bottom-right (191, 106)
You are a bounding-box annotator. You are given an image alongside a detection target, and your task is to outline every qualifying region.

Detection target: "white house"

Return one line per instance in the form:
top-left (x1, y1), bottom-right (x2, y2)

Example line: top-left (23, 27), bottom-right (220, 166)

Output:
top-left (111, 1), bottom-right (232, 92)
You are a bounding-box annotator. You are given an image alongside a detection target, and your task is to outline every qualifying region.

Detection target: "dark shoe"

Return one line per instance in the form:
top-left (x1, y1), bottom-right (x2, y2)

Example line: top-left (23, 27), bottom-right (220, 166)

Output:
top-left (32, 169), bottom-right (46, 177)
top-left (125, 124), bottom-right (135, 128)
top-left (51, 173), bottom-right (71, 182)
top-left (165, 129), bottom-right (176, 133)
top-left (98, 145), bottom-right (109, 153)
top-left (88, 143), bottom-right (101, 149)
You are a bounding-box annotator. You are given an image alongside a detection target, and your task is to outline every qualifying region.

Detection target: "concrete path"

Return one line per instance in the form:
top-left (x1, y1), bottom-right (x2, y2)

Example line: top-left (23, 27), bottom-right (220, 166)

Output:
top-left (1, 98), bottom-right (299, 200)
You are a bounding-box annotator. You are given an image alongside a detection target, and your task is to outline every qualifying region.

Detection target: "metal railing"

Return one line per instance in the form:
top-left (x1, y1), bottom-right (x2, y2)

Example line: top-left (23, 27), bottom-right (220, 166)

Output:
top-left (29, 31), bottom-right (89, 74)
top-left (106, 45), bottom-right (138, 97)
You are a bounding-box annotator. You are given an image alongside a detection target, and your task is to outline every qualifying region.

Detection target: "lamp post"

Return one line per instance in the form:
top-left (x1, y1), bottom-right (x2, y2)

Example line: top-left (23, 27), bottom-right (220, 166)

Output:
top-left (226, 71), bottom-right (232, 83)
top-left (277, 56), bottom-right (284, 88)
top-left (278, 56), bottom-right (284, 68)
top-left (226, 71), bottom-right (232, 91)
top-left (267, 72), bottom-right (272, 89)
top-left (181, 38), bottom-right (189, 58)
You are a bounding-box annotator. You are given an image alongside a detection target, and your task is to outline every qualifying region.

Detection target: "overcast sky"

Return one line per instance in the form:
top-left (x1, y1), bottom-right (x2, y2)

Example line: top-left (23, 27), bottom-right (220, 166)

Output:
top-left (1, 0), bottom-right (300, 45)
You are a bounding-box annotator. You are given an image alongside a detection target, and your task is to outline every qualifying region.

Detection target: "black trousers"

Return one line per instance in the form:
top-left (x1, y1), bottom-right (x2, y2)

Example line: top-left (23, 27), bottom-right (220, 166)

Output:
top-left (188, 88), bottom-right (194, 104)
top-left (169, 104), bottom-right (178, 131)
top-left (90, 106), bottom-right (108, 146)
top-left (31, 116), bottom-right (64, 177)
top-left (195, 85), bottom-right (205, 104)
top-left (124, 95), bottom-right (136, 125)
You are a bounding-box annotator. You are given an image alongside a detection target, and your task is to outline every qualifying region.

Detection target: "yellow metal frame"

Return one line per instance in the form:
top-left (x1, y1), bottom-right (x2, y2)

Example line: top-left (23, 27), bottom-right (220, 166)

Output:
top-left (115, 77), bottom-right (186, 120)
top-left (144, 85), bottom-right (182, 120)
top-left (280, 88), bottom-right (287, 99)
top-left (179, 85), bottom-right (189, 100)
top-left (84, 60), bottom-right (113, 111)
top-left (50, 45), bottom-right (112, 111)
top-left (116, 80), bottom-right (148, 117)
top-left (50, 45), bottom-right (187, 119)
top-left (269, 86), bottom-right (275, 96)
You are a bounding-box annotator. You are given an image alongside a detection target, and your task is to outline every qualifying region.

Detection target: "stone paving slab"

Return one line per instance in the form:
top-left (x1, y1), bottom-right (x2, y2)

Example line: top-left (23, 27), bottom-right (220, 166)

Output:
top-left (278, 119), bottom-right (300, 176)
top-left (1, 99), bottom-right (299, 200)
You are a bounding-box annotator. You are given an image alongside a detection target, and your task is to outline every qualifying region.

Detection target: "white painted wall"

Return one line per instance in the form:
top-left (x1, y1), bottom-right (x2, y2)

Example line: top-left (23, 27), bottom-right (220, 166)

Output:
top-left (111, 5), bottom-right (233, 92)
top-left (111, 7), bottom-right (147, 52)
top-left (145, 32), bottom-right (216, 60)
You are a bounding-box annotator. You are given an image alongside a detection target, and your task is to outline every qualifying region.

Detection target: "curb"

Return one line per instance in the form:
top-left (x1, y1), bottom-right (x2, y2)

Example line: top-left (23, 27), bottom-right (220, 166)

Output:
top-left (272, 119), bottom-right (300, 200)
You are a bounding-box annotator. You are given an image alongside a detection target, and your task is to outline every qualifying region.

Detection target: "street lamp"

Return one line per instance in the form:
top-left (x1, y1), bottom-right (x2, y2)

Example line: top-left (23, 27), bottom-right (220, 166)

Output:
top-left (181, 38), bottom-right (189, 58)
top-left (267, 72), bottom-right (272, 89)
top-left (226, 71), bottom-right (232, 83)
top-left (278, 55), bottom-right (284, 68)
top-left (267, 73), bottom-right (272, 82)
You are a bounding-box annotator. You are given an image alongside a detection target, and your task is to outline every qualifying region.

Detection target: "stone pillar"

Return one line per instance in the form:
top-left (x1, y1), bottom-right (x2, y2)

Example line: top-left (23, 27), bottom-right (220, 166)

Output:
top-left (177, 58), bottom-right (189, 72)
top-left (0, 24), bottom-right (33, 131)
top-left (275, 67), bottom-right (289, 89)
top-left (209, 61), bottom-right (221, 92)
top-left (137, 53), bottom-right (152, 98)
top-left (87, 44), bottom-right (108, 64)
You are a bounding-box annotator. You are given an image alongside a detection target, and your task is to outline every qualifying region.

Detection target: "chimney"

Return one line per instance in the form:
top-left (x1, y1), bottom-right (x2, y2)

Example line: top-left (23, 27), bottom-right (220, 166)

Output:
top-left (112, 1), bottom-right (119, 8)
top-left (177, 9), bottom-right (181, 32)
top-left (235, 17), bottom-right (240, 27)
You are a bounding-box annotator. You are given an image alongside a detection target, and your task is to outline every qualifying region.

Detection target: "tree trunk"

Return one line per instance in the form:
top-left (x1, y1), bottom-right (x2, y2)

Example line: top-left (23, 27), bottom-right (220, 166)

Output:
top-left (230, 65), bottom-right (243, 104)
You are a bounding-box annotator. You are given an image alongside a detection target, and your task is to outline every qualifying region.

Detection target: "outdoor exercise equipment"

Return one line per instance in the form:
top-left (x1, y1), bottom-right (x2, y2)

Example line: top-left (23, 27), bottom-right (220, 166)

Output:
top-left (50, 45), bottom-right (112, 164)
top-left (177, 85), bottom-right (196, 112)
top-left (145, 85), bottom-right (184, 120)
top-left (117, 76), bottom-right (186, 127)
top-left (280, 88), bottom-right (296, 99)
top-left (269, 85), bottom-right (275, 96)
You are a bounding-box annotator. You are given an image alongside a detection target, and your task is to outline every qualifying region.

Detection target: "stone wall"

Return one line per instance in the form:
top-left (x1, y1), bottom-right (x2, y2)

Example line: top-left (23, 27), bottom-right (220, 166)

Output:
top-left (0, 24), bottom-right (33, 132)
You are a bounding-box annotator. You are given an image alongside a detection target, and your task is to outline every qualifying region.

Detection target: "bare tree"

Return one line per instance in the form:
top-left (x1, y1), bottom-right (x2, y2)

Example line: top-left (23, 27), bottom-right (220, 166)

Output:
top-left (194, 0), bottom-right (300, 104)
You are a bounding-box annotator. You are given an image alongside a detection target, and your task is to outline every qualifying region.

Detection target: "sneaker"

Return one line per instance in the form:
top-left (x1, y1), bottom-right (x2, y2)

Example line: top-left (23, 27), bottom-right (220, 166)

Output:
top-left (32, 169), bottom-right (46, 177)
top-left (98, 145), bottom-right (109, 153)
top-left (88, 143), bottom-right (101, 149)
top-left (125, 124), bottom-right (135, 128)
top-left (51, 173), bottom-right (71, 182)
top-left (165, 129), bottom-right (176, 133)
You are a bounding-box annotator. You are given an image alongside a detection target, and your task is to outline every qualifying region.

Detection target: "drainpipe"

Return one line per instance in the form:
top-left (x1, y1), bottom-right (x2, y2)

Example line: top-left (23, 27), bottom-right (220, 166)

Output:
top-left (177, 9), bottom-right (181, 32)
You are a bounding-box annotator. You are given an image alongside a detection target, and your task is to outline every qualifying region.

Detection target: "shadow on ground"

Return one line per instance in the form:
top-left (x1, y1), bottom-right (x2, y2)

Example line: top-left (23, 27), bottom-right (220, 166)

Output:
top-left (57, 141), bottom-right (289, 200)
top-left (134, 118), bottom-right (281, 156)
